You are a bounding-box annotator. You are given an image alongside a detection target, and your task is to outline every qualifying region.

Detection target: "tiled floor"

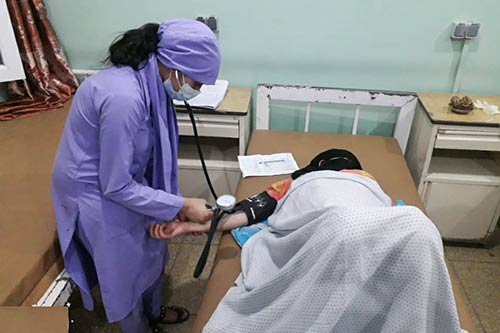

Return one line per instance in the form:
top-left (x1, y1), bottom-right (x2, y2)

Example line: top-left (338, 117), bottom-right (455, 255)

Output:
top-left (444, 227), bottom-right (500, 333)
top-left (68, 229), bottom-right (499, 333)
top-left (68, 232), bottom-right (221, 333)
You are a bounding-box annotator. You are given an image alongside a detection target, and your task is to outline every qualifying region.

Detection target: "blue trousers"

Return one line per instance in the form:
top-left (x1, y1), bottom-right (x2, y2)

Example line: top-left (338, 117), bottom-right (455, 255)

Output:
top-left (75, 220), bottom-right (164, 333)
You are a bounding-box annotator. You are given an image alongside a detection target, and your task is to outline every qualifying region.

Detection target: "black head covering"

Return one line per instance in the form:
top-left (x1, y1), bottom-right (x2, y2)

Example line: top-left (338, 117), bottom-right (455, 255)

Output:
top-left (291, 148), bottom-right (362, 180)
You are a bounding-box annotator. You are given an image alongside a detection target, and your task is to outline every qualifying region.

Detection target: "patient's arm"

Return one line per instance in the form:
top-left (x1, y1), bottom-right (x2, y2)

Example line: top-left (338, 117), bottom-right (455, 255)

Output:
top-left (153, 212), bottom-right (249, 240)
top-left (151, 179), bottom-right (292, 240)
top-left (217, 211), bottom-right (249, 230)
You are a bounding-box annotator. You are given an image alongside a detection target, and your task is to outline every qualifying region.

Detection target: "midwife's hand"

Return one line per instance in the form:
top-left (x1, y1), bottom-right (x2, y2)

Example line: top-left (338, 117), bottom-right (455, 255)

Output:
top-left (178, 198), bottom-right (213, 224)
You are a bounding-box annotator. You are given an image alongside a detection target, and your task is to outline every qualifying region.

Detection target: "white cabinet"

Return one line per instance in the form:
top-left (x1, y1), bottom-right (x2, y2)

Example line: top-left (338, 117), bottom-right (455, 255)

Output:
top-left (423, 181), bottom-right (500, 240)
top-left (421, 151), bottom-right (500, 241)
top-left (177, 88), bottom-right (252, 205)
top-left (406, 93), bottom-right (500, 243)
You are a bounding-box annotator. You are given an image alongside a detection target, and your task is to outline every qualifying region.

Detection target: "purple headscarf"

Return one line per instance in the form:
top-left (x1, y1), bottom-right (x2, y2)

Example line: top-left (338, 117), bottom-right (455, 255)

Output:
top-left (137, 19), bottom-right (221, 193)
top-left (157, 19), bottom-right (221, 85)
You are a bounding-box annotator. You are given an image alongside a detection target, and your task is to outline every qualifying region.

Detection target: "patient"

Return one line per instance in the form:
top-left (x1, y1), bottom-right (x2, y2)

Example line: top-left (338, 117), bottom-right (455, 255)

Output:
top-left (152, 148), bottom-right (464, 332)
top-left (149, 149), bottom-right (370, 240)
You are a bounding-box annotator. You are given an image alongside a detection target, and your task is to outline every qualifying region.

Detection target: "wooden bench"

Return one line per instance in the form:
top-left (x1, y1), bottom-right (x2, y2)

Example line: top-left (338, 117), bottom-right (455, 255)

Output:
top-left (193, 130), bottom-right (476, 333)
top-left (0, 105), bottom-right (71, 331)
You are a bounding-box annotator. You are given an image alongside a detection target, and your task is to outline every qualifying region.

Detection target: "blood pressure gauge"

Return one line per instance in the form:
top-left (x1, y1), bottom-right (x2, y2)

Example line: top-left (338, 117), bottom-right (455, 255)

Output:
top-left (216, 194), bottom-right (236, 211)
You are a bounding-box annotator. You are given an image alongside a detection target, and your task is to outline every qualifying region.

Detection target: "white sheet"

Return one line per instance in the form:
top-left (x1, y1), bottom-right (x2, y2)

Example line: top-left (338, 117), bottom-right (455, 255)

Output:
top-left (204, 172), bottom-right (463, 333)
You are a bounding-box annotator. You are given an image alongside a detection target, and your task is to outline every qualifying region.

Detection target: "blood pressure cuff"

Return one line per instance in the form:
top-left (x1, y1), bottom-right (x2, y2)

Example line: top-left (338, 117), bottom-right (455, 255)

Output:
top-left (292, 148), bottom-right (362, 180)
top-left (236, 191), bottom-right (277, 225)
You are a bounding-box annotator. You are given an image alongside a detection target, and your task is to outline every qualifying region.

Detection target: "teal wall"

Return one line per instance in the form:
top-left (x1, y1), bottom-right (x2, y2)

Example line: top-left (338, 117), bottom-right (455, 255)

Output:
top-left (6, 1), bottom-right (500, 131)
top-left (45, 0), bottom-right (500, 94)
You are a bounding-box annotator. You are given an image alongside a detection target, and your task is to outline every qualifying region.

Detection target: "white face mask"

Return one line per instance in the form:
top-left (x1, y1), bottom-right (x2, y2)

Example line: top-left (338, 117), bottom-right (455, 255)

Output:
top-left (163, 71), bottom-right (201, 101)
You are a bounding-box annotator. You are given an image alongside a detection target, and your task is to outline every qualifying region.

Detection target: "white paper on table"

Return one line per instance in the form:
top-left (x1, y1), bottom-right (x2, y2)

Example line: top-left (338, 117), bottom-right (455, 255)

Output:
top-left (173, 80), bottom-right (229, 109)
top-left (238, 153), bottom-right (299, 178)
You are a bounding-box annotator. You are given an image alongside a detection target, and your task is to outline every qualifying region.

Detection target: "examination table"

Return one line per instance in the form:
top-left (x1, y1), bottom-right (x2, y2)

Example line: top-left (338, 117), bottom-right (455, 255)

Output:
top-left (192, 130), bottom-right (476, 333)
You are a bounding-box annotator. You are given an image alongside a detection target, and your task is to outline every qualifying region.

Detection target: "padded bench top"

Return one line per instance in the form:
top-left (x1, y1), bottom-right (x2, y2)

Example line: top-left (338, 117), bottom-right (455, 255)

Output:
top-left (192, 130), bottom-right (476, 332)
top-left (0, 105), bottom-right (69, 305)
top-left (0, 306), bottom-right (68, 332)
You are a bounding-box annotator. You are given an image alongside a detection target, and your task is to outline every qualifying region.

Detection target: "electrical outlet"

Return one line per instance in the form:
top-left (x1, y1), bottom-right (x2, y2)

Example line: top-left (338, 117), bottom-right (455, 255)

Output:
top-left (194, 16), bottom-right (218, 32)
top-left (466, 23), bottom-right (480, 39)
top-left (207, 16), bottom-right (218, 32)
top-left (451, 22), bottom-right (467, 39)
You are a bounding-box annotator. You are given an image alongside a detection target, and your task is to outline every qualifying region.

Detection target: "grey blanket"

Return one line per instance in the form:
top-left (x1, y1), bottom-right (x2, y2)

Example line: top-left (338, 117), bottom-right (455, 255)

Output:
top-left (204, 172), bottom-right (463, 333)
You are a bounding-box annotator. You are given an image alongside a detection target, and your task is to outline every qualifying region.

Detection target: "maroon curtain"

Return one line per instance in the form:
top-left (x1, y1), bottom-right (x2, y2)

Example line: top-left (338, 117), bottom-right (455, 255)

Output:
top-left (0, 0), bottom-right (78, 120)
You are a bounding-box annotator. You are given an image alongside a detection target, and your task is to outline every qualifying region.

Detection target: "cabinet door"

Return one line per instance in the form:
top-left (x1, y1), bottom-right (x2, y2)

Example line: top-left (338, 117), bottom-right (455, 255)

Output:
top-left (423, 181), bottom-right (500, 241)
top-left (178, 167), bottom-right (240, 205)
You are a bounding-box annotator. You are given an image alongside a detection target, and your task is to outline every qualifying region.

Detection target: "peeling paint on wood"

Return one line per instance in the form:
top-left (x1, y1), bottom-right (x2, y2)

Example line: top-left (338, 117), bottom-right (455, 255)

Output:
top-left (256, 84), bottom-right (418, 153)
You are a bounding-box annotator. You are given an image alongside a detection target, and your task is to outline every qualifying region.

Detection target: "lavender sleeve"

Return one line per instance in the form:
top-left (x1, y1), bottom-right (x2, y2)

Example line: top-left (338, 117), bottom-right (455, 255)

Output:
top-left (98, 93), bottom-right (184, 221)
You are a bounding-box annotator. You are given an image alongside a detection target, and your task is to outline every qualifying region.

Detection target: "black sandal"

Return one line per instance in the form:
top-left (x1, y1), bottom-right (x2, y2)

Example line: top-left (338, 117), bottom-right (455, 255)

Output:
top-left (152, 305), bottom-right (190, 325)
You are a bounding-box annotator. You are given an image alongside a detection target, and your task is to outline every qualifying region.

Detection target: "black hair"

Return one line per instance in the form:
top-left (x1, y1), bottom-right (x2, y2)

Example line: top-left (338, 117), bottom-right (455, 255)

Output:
top-left (292, 149), bottom-right (362, 180)
top-left (105, 23), bottom-right (160, 70)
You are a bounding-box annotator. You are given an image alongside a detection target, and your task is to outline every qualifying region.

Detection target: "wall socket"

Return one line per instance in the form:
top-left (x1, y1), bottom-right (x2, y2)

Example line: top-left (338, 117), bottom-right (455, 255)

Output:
top-left (466, 23), bottom-right (480, 39)
top-left (451, 22), bottom-right (467, 39)
top-left (451, 22), bottom-right (480, 40)
top-left (196, 16), bottom-right (218, 32)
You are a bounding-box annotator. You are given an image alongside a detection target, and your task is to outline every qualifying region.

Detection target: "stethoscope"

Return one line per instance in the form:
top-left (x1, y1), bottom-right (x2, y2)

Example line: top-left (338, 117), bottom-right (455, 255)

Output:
top-left (184, 102), bottom-right (361, 277)
top-left (184, 101), bottom-right (238, 278)
top-left (193, 194), bottom-right (237, 278)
